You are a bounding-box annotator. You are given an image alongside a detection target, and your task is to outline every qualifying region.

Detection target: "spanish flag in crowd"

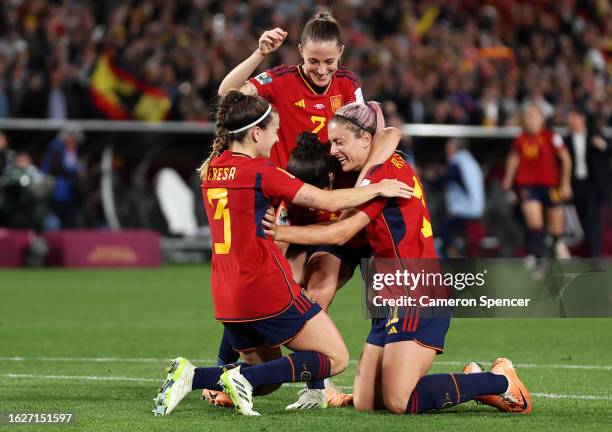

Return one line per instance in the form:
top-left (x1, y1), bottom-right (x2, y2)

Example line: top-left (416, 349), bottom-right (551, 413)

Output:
top-left (90, 52), bottom-right (171, 122)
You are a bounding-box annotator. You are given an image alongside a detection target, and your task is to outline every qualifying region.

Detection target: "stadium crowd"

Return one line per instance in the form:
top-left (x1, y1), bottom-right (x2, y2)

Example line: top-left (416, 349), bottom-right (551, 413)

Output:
top-left (0, 0), bottom-right (610, 124)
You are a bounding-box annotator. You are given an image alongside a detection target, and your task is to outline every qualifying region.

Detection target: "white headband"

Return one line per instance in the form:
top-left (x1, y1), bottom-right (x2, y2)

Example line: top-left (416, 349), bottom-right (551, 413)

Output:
top-left (228, 105), bottom-right (272, 134)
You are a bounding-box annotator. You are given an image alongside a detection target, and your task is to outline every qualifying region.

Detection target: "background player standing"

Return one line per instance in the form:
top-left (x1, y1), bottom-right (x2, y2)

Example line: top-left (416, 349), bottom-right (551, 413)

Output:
top-left (502, 103), bottom-right (572, 261)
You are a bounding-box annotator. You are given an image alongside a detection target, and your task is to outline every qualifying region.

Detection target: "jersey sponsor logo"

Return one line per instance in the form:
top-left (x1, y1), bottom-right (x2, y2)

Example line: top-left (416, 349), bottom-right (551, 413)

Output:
top-left (354, 87), bottom-right (364, 104)
top-left (330, 95), bottom-right (343, 112)
top-left (314, 103), bottom-right (325, 110)
top-left (254, 72), bottom-right (272, 85)
top-left (294, 99), bottom-right (305, 108)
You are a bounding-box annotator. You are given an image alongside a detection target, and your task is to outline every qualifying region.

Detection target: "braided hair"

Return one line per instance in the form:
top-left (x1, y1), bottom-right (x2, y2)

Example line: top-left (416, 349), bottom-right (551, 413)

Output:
top-left (198, 91), bottom-right (273, 179)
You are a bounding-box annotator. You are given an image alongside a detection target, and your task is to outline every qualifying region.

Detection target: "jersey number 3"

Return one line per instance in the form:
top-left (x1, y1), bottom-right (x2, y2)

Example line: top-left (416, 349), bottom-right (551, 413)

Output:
top-left (207, 188), bottom-right (231, 254)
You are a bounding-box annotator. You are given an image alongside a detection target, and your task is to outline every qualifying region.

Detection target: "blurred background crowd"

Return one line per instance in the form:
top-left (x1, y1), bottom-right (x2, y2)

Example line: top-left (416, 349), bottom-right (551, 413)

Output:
top-left (0, 0), bottom-right (610, 261)
top-left (0, 0), bottom-right (610, 124)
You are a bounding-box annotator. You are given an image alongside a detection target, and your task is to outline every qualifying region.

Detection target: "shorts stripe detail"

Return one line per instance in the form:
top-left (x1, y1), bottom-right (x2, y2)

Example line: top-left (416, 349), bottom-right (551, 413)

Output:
top-left (449, 373), bottom-right (461, 404)
top-left (411, 308), bottom-right (420, 332)
top-left (293, 297), bottom-right (306, 314)
top-left (286, 355), bottom-right (296, 382)
top-left (295, 294), bottom-right (311, 313)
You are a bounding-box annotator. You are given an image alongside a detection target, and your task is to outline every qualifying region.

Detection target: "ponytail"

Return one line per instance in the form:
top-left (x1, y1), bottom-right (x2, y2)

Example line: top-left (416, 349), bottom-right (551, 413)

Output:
top-left (198, 90), bottom-right (272, 179)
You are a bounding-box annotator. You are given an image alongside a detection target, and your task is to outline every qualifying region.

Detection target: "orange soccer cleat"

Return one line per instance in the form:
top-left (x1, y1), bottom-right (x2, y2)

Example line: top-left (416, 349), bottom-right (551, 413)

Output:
top-left (463, 359), bottom-right (532, 414)
top-left (202, 389), bottom-right (234, 407)
top-left (323, 386), bottom-right (354, 407)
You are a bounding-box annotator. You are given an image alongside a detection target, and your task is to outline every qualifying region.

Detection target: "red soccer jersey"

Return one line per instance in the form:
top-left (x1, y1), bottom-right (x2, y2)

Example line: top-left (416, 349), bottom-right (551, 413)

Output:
top-left (513, 130), bottom-right (565, 187)
top-left (249, 64), bottom-right (363, 167)
top-left (201, 151), bottom-right (305, 321)
top-left (358, 153), bottom-right (437, 259)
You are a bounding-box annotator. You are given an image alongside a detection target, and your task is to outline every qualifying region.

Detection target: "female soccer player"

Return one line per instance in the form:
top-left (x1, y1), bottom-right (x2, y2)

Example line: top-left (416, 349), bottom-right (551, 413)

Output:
top-left (218, 12), bottom-right (363, 168)
top-left (502, 103), bottom-right (572, 260)
top-left (152, 91), bottom-right (413, 416)
top-left (215, 12), bottom-right (370, 407)
top-left (264, 101), bottom-right (533, 415)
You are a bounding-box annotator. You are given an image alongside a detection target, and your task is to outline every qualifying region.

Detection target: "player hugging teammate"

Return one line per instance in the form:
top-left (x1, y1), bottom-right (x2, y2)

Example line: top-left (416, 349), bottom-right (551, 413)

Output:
top-left (153, 10), bottom-right (533, 418)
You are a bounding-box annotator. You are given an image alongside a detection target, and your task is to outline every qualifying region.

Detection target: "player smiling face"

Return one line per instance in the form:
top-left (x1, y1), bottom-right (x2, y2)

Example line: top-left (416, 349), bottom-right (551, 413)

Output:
top-left (328, 120), bottom-right (371, 172)
top-left (253, 111), bottom-right (280, 158)
top-left (299, 40), bottom-right (344, 88)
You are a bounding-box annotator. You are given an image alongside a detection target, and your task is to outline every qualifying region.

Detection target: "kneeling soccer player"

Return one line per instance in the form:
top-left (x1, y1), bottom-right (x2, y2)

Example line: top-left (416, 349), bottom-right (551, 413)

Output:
top-left (265, 100), bottom-right (533, 415)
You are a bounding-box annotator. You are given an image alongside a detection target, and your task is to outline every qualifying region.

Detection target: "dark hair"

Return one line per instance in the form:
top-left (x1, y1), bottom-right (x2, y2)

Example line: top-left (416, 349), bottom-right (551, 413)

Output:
top-left (300, 11), bottom-right (342, 47)
top-left (287, 132), bottom-right (339, 189)
top-left (198, 90), bottom-right (273, 178)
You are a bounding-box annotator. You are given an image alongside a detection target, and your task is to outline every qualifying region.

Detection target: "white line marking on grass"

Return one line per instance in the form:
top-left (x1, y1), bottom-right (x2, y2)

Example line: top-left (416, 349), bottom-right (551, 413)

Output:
top-left (2, 373), bottom-right (159, 382)
top-left (532, 393), bottom-right (612, 401)
top-left (2, 356), bottom-right (611, 371)
top-left (2, 373), bottom-right (611, 402)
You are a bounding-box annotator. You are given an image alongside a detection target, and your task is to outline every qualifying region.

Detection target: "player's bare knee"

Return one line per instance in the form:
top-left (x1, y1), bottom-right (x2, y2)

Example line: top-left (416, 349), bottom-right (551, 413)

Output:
top-left (384, 392), bottom-right (410, 415)
top-left (353, 394), bottom-right (374, 412)
top-left (329, 347), bottom-right (349, 375)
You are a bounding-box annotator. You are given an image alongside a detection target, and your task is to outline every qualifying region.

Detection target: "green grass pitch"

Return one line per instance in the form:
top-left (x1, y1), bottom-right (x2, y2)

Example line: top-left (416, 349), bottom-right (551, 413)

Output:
top-left (0, 265), bottom-right (610, 431)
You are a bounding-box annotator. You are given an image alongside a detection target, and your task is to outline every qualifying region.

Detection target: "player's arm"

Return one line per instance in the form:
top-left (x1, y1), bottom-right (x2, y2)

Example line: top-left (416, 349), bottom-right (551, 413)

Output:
top-left (355, 127), bottom-right (402, 186)
top-left (266, 210), bottom-right (371, 246)
top-left (557, 146), bottom-right (573, 200)
top-left (501, 147), bottom-right (520, 190)
top-left (218, 28), bottom-right (287, 96)
top-left (292, 179), bottom-right (412, 213)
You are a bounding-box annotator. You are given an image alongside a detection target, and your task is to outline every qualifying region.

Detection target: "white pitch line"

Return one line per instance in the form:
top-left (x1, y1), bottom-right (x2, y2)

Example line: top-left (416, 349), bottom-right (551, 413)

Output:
top-left (1, 356), bottom-right (612, 371)
top-left (2, 373), bottom-right (611, 402)
top-left (532, 392), bottom-right (612, 401)
top-left (2, 373), bottom-right (159, 383)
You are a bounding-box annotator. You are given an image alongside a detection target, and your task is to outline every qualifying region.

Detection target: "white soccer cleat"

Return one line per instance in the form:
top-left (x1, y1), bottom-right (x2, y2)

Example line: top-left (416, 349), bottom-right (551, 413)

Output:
top-left (219, 366), bottom-right (260, 416)
top-left (152, 357), bottom-right (196, 415)
top-left (285, 388), bottom-right (328, 410)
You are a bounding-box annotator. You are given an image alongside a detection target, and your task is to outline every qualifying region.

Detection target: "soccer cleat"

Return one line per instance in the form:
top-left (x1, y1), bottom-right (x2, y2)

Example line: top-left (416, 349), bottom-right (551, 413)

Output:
top-left (463, 359), bottom-right (532, 414)
top-left (152, 357), bottom-right (195, 416)
top-left (462, 361), bottom-right (511, 412)
top-left (490, 358), bottom-right (532, 414)
top-left (202, 389), bottom-right (234, 407)
top-left (219, 366), bottom-right (260, 416)
top-left (285, 388), bottom-right (327, 410)
top-left (323, 380), bottom-right (354, 407)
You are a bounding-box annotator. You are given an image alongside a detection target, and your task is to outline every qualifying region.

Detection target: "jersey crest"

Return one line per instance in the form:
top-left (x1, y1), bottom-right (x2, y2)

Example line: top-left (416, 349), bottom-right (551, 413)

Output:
top-left (330, 95), bottom-right (343, 112)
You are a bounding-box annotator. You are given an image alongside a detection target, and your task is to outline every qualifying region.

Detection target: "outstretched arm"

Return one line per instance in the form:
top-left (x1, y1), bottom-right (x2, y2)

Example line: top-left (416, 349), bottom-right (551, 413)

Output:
top-left (218, 28), bottom-right (287, 96)
top-left (292, 179), bottom-right (412, 213)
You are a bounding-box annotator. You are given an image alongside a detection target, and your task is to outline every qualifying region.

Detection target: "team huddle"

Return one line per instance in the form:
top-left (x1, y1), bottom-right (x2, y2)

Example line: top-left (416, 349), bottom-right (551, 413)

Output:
top-left (152, 13), bottom-right (532, 417)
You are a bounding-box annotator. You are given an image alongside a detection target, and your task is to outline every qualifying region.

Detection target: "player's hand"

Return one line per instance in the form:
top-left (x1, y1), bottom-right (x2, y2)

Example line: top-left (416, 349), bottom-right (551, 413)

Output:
top-left (376, 179), bottom-right (414, 199)
top-left (262, 206), bottom-right (277, 236)
top-left (501, 177), bottom-right (513, 191)
top-left (559, 183), bottom-right (572, 201)
top-left (257, 28), bottom-right (287, 56)
top-left (592, 135), bottom-right (607, 151)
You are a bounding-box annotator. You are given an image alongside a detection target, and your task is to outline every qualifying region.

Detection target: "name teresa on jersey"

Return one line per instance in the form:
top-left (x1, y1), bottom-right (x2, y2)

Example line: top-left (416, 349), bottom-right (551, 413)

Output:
top-left (207, 166), bottom-right (236, 181)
